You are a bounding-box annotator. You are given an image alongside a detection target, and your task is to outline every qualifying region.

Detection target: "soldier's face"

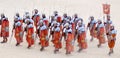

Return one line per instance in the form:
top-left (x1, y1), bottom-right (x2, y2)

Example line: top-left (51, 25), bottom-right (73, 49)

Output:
top-left (14, 19), bottom-right (18, 22)
top-left (34, 10), bottom-right (38, 14)
top-left (63, 20), bottom-right (66, 23)
top-left (16, 13), bottom-right (19, 17)
top-left (51, 16), bottom-right (53, 18)
top-left (26, 20), bottom-right (29, 24)
top-left (98, 21), bottom-right (101, 24)
top-left (40, 23), bottom-right (43, 26)
top-left (55, 13), bottom-right (58, 16)
top-left (68, 17), bottom-right (71, 20)
top-left (1, 15), bottom-right (4, 18)
top-left (66, 26), bottom-right (69, 29)
top-left (78, 23), bottom-right (81, 26)
top-left (74, 14), bottom-right (77, 18)
top-left (107, 17), bottom-right (110, 20)
top-left (42, 15), bottom-right (46, 18)
top-left (110, 26), bottom-right (114, 30)
top-left (54, 23), bottom-right (57, 27)
top-left (63, 14), bottom-right (67, 17)
top-left (91, 17), bottom-right (94, 20)
top-left (54, 11), bottom-right (58, 15)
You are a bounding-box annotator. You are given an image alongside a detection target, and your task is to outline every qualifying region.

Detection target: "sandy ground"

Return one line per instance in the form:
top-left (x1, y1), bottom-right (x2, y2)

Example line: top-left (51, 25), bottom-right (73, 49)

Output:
top-left (0, 0), bottom-right (120, 58)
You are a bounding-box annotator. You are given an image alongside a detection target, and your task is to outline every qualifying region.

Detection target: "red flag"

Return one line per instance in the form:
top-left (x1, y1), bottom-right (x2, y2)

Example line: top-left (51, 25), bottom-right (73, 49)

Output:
top-left (103, 4), bottom-right (110, 14)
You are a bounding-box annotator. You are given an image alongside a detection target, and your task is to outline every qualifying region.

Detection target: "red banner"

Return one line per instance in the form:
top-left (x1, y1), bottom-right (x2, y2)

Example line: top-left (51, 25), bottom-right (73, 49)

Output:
top-left (103, 4), bottom-right (110, 14)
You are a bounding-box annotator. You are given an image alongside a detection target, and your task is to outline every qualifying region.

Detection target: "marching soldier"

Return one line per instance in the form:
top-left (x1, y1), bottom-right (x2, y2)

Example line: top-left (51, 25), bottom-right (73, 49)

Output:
top-left (32, 9), bottom-right (40, 31)
top-left (0, 14), bottom-right (9, 43)
top-left (14, 21), bottom-right (23, 46)
top-left (96, 19), bottom-right (106, 47)
top-left (107, 24), bottom-right (117, 55)
top-left (104, 15), bottom-right (112, 39)
top-left (76, 21), bottom-right (87, 52)
top-left (63, 23), bottom-right (74, 55)
top-left (12, 13), bottom-right (23, 46)
top-left (87, 16), bottom-right (97, 41)
top-left (26, 24), bottom-right (35, 48)
top-left (52, 21), bottom-right (62, 53)
top-left (37, 20), bottom-right (49, 51)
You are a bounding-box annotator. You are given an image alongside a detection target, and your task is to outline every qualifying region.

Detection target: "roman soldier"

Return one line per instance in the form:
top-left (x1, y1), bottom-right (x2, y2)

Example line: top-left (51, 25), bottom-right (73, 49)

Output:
top-left (32, 9), bottom-right (40, 31)
top-left (75, 18), bottom-right (85, 40)
top-left (96, 19), bottom-right (106, 48)
top-left (37, 20), bottom-right (49, 51)
top-left (107, 25), bottom-right (117, 55)
top-left (87, 16), bottom-right (97, 41)
top-left (12, 13), bottom-right (24, 45)
top-left (0, 14), bottom-right (9, 43)
top-left (52, 22), bottom-right (62, 53)
top-left (64, 23), bottom-right (74, 55)
top-left (104, 15), bottom-right (112, 39)
top-left (76, 21), bottom-right (87, 52)
top-left (41, 14), bottom-right (49, 43)
top-left (14, 21), bottom-right (23, 46)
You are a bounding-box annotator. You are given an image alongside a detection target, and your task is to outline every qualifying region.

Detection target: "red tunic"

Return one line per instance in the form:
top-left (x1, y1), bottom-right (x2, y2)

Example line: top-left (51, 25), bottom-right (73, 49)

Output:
top-left (52, 31), bottom-right (62, 49)
top-left (66, 33), bottom-right (74, 52)
top-left (57, 16), bottom-right (62, 23)
top-left (32, 15), bottom-right (40, 28)
top-left (39, 29), bottom-right (49, 47)
top-left (26, 27), bottom-right (34, 46)
top-left (108, 34), bottom-right (116, 49)
top-left (43, 19), bottom-right (49, 27)
top-left (1, 19), bottom-right (9, 37)
top-left (90, 23), bottom-right (97, 38)
top-left (97, 27), bottom-right (105, 44)
top-left (78, 31), bottom-right (87, 49)
top-left (15, 25), bottom-right (23, 43)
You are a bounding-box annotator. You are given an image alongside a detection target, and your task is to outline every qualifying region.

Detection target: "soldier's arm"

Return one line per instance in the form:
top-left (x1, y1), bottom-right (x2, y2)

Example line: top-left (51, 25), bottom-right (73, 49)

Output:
top-left (104, 22), bottom-right (106, 25)
top-left (87, 23), bottom-right (90, 28)
top-left (12, 23), bottom-right (15, 32)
